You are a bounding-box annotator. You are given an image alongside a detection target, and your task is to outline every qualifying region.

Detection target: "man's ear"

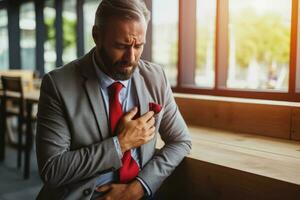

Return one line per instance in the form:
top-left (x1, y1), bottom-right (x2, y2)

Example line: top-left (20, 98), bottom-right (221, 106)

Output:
top-left (92, 25), bottom-right (102, 48)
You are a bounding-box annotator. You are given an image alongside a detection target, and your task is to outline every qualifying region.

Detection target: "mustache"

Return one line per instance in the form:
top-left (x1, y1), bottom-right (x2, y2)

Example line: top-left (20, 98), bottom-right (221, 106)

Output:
top-left (113, 60), bottom-right (138, 68)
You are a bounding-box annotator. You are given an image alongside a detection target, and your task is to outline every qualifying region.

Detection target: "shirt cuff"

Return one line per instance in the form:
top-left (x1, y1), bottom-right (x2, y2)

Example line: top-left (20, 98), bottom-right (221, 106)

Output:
top-left (112, 136), bottom-right (123, 159)
top-left (136, 176), bottom-right (152, 197)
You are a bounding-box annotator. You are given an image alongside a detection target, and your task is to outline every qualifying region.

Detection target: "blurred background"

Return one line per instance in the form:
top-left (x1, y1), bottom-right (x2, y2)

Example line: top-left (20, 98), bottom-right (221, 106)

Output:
top-left (0, 0), bottom-right (298, 94)
top-left (0, 0), bottom-right (300, 199)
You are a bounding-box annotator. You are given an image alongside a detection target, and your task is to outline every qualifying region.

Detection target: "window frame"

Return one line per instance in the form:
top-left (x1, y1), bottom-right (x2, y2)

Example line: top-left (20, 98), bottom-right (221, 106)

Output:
top-left (169, 0), bottom-right (300, 102)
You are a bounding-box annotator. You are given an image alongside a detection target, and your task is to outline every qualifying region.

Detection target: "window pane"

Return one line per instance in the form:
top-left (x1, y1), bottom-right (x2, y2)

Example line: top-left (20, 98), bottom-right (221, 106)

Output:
top-left (84, 0), bottom-right (97, 53)
top-left (297, 0), bottom-right (300, 94)
top-left (20, 2), bottom-right (36, 70)
top-left (0, 9), bottom-right (9, 70)
top-left (44, 0), bottom-right (56, 73)
top-left (196, 0), bottom-right (216, 88)
top-left (63, 0), bottom-right (77, 64)
top-left (227, 0), bottom-right (291, 91)
top-left (152, 0), bottom-right (179, 86)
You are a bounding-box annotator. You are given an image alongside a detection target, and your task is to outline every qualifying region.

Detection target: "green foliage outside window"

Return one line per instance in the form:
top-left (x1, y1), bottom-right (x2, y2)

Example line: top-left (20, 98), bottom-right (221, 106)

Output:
top-left (62, 17), bottom-right (76, 49)
top-left (233, 9), bottom-right (290, 68)
top-left (195, 9), bottom-right (290, 69)
top-left (44, 16), bottom-right (76, 50)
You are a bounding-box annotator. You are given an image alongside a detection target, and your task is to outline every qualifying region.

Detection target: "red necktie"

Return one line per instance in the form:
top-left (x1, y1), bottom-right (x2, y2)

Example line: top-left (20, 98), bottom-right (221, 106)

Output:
top-left (108, 82), bottom-right (139, 183)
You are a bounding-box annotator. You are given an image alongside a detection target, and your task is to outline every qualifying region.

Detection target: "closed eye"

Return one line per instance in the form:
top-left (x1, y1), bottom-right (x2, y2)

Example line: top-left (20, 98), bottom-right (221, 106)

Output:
top-left (134, 44), bottom-right (144, 49)
top-left (114, 44), bottom-right (128, 49)
top-left (114, 43), bottom-right (145, 50)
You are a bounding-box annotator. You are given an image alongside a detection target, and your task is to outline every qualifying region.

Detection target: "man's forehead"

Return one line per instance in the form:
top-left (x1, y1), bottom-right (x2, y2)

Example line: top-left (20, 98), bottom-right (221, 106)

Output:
top-left (123, 33), bottom-right (144, 44)
top-left (104, 16), bottom-right (146, 43)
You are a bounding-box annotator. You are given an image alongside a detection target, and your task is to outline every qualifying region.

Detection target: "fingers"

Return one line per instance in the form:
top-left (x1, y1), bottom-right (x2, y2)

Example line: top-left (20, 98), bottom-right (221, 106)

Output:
top-left (139, 111), bottom-right (155, 122)
top-left (138, 115), bottom-right (155, 138)
top-left (95, 184), bottom-right (111, 193)
top-left (145, 126), bottom-right (156, 141)
top-left (124, 108), bottom-right (154, 123)
top-left (144, 117), bottom-right (155, 130)
top-left (144, 125), bottom-right (155, 137)
top-left (124, 107), bottom-right (138, 120)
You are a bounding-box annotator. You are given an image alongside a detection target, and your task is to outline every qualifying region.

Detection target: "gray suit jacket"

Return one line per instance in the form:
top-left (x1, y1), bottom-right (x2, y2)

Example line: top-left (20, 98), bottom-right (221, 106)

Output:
top-left (36, 49), bottom-right (191, 200)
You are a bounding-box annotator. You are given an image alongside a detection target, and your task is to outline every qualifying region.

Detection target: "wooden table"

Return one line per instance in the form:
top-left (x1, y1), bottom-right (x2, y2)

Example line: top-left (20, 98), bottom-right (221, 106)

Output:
top-left (0, 90), bottom-right (39, 179)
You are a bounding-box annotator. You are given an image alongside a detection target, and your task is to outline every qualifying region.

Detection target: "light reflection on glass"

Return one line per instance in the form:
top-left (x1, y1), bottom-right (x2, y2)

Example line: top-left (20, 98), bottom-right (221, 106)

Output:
top-left (0, 9), bottom-right (9, 70)
top-left (44, 0), bottom-right (56, 72)
top-left (20, 2), bottom-right (36, 70)
top-left (62, 0), bottom-right (77, 64)
top-left (227, 0), bottom-right (291, 91)
top-left (195, 0), bottom-right (216, 88)
top-left (84, 0), bottom-right (98, 53)
top-left (152, 0), bottom-right (179, 86)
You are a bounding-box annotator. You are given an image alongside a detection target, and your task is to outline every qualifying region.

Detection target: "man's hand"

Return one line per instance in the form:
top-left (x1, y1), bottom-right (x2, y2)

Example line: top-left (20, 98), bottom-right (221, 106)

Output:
top-left (95, 180), bottom-right (145, 200)
top-left (117, 107), bottom-right (155, 154)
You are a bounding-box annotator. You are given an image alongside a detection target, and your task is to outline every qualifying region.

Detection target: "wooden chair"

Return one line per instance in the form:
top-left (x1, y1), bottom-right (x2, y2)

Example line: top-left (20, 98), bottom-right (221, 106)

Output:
top-left (1, 76), bottom-right (26, 168)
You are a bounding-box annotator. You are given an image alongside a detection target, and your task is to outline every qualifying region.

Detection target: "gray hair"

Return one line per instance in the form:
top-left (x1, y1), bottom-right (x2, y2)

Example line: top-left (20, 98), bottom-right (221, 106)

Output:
top-left (94, 0), bottom-right (151, 28)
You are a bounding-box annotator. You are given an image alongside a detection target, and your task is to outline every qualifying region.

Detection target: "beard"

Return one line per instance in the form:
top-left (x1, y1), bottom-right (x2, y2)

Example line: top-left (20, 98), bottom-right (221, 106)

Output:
top-left (98, 47), bottom-right (138, 80)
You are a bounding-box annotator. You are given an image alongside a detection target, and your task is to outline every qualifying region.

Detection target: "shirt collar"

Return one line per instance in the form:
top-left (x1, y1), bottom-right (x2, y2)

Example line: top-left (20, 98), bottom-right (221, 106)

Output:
top-left (92, 50), bottom-right (129, 89)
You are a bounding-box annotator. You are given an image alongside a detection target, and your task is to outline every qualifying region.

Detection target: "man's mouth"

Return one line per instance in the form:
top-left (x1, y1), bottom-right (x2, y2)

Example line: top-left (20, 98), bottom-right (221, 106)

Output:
top-left (122, 64), bottom-right (132, 67)
top-left (119, 65), bottom-right (133, 69)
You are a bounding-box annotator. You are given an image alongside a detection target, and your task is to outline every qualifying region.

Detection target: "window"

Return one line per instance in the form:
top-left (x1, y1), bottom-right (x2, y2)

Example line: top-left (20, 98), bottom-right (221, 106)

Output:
top-left (152, 0), bottom-right (179, 86)
top-left (44, 0), bottom-right (56, 73)
top-left (227, 0), bottom-right (292, 91)
top-left (62, 0), bottom-right (77, 64)
top-left (195, 0), bottom-right (217, 88)
top-left (0, 9), bottom-right (8, 70)
top-left (151, 0), bottom-right (299, 102)
top-left (84, 0), bottom-right (97, 53)
top-left (20, 2), bottom-right (36, 70)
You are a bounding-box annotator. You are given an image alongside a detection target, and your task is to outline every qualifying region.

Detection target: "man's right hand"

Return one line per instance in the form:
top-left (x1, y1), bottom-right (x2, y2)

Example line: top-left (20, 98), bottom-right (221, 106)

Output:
top-left (117, 107), bottom-right (155, 154)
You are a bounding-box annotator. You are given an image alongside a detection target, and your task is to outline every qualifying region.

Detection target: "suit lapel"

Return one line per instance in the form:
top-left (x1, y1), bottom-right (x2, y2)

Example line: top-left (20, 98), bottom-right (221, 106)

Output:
top-left (84, 78), bottom-right (110, 140)
top-left (133, 71), bottom-right (149, 118)
top-left (79, 49), bottom-right (110, 140)
top-left (133, 67), bottom-right (151, 167)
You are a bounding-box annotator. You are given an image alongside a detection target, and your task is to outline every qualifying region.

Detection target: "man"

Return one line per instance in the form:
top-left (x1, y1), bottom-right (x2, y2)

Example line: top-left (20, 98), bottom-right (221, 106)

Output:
top-left (36, 0), bottom-right (191, 199)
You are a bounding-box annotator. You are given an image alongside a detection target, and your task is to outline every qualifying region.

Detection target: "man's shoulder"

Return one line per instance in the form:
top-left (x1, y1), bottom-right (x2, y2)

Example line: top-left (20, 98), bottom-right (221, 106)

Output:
top-left (48, 61), bottom-right (76, 76)
top-left (137, 60), bottom-right (170, 93)
top-left (138, 59), bottom-right (165, 77)
top-left (45, 51), bottom-right (92, 82)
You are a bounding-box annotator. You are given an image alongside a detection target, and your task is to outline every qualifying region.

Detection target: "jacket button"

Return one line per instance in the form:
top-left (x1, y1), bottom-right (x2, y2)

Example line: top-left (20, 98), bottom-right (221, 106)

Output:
top-left (83, 188), bottom-right (92, 196)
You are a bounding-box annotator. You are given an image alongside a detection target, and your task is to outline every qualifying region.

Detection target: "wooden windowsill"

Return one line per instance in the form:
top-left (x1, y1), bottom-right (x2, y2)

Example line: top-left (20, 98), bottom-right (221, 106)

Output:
top-left (174, 93), bottom-right (300, 107)
top-left (157, 126), bottom-right (300, 185)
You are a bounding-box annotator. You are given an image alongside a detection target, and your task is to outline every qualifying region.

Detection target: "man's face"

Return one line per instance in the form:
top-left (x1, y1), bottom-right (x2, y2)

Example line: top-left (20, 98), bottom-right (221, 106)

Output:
top-left (93, 16), bottom-right (147, 80)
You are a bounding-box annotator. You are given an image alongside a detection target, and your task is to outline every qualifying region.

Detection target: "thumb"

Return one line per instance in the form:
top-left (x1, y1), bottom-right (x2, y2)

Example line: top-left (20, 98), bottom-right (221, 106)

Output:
top-left (95, 184), bottom-right (111, 192)
top-left (125, 107), bottom-right (138, 120)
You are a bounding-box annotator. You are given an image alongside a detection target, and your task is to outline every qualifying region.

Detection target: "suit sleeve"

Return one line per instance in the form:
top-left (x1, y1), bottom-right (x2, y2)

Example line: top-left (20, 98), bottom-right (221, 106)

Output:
top-left (36, 73), bottom-right (122, 188)
top-left (137, 67), bottom-right (192, 194)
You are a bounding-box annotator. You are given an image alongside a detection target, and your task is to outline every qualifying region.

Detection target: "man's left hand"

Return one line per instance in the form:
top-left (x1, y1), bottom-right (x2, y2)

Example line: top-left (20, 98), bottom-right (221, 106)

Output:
top-left (95, 180), bottom-right (145, 200)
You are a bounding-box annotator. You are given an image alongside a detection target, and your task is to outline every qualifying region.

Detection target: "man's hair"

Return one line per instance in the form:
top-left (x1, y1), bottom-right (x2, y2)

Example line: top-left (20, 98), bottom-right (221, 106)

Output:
top-left (94, 0), bottom-right (151, 28)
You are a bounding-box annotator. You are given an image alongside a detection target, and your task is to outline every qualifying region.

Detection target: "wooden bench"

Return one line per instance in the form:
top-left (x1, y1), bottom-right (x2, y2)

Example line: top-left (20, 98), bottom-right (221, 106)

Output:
top-left (156, 126), bottom-right (300, 199)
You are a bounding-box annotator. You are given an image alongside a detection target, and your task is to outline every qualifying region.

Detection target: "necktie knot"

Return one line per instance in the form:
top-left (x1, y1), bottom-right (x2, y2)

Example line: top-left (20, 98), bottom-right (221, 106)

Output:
top-left (109, 82), bottom-right (123, 97)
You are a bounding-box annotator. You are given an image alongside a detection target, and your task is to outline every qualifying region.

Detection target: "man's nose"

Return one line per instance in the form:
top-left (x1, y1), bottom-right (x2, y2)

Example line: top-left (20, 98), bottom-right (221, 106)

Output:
top-left (124, 47), bottom-right (135, 63)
